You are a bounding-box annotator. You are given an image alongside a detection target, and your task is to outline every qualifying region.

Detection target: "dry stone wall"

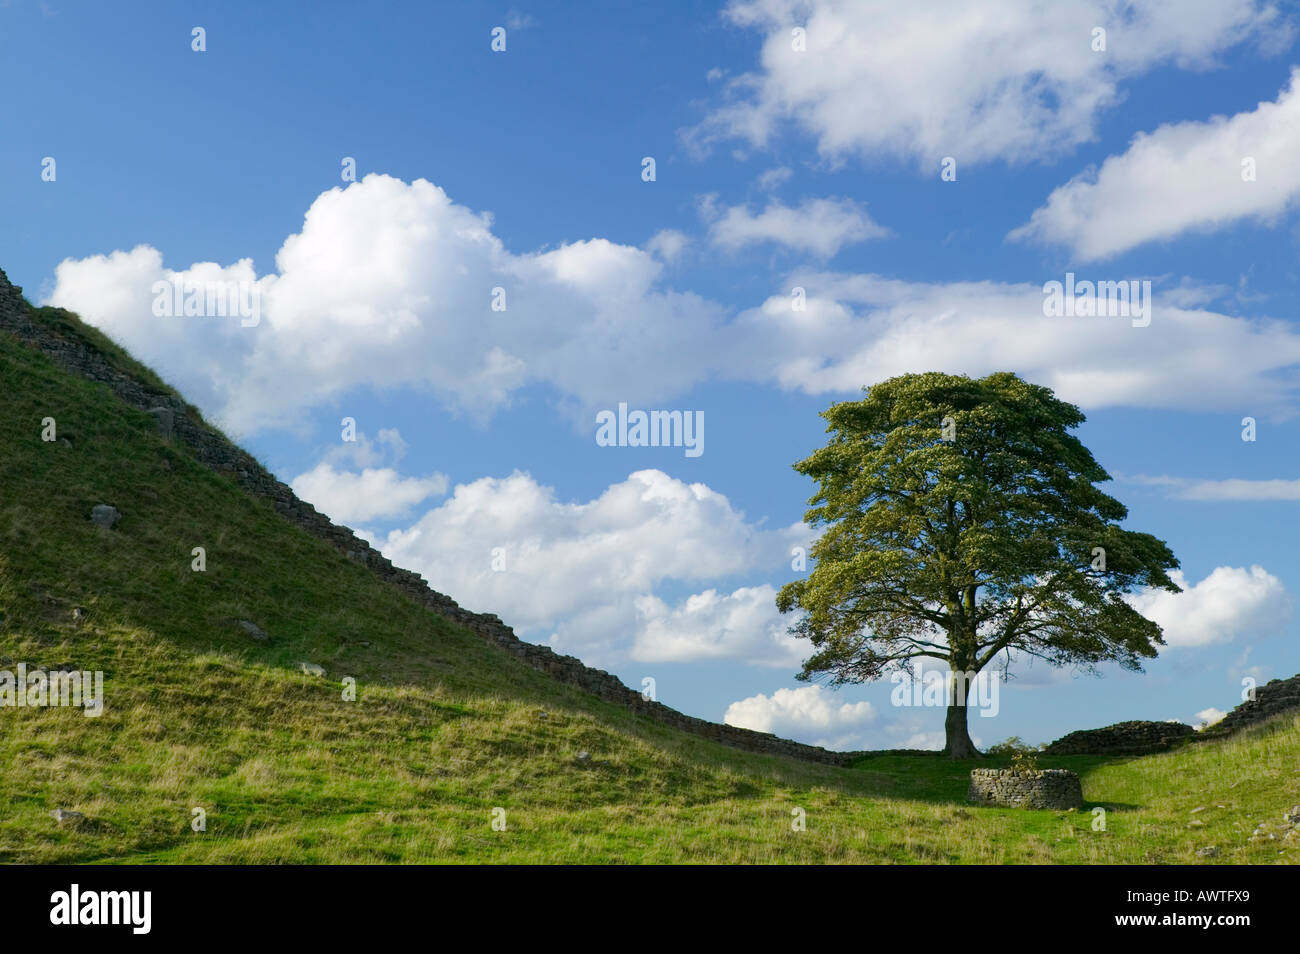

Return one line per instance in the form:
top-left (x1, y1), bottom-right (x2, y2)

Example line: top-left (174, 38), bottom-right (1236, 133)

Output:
top-left (0, 268), bottom-right (854, 766)
top-left (969, 768), bottom-right (1083, 809)
top-left (1044, 719), bottom-right (1194, 756)
top-left (1046, 677), bottom-right (1300, 756)
top-left (1200, 674), bottom-right (1300, 738)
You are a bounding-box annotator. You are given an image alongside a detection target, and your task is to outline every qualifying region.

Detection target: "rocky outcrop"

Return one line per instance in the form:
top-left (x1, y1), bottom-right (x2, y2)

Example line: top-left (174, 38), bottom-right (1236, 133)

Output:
top-left (1043, 720), bottom-right (1194, 756)
top-left (147, 406), bottom-right (175, 438)
top-left (235, 620), bottom-right (270, 643)
top-left (0, 268), bottom-right (855, 766)
top-left (968, 768), bottom-right (1083, 809)
top-left (89, 504), bottom-right (121, 529)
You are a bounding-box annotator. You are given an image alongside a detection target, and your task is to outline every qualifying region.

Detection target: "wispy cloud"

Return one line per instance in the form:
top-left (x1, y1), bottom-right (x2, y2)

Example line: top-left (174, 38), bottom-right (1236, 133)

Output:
top-left (687, 0), bottom-right (1286, 167)
top-left (702, 195), bottom-right (889, 256)
top-left (1129, 475), bottom-right (1300, 500)
top-left (504, 9), bottom-right (535, 30)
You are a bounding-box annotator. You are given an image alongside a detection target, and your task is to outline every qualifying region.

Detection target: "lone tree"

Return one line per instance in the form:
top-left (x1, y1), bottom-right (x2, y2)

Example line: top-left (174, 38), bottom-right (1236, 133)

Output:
top-left (777, 372), bottom-right (1180, 758)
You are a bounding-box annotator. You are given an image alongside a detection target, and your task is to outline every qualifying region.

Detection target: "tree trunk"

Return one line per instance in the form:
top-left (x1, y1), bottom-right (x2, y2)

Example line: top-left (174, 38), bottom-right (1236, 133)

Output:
top-left (942, 671), bottom-right (980, 759)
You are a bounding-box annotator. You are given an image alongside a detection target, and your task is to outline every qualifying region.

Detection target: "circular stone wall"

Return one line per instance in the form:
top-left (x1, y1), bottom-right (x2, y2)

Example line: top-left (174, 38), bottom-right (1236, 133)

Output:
top-left (968, 768), bottom-right (1083, 810)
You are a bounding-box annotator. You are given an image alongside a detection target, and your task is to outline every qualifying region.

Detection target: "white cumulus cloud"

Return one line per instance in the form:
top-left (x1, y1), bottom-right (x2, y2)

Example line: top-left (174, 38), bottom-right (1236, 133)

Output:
top-left (631, 585), bottom-right (805, 667)
top-left (1194, 707), bottom-right (1228, 728)
top-left (724, 685), bottom-right (876, 750)
top-left (1012, 68), bottom-right (1300, 260)
top-left (726, 272), bottom-right (1300, 417)
top-left (375, 468), bottom-right (808, 665)
top-left (290, 464), bottom-right (448, 524)
top-left (1128, 566), bottom-right (1293, 648)
top-left (43, 176), bottom-right (1300, 431)
top-left (46, 175), bottom-right (729, 436)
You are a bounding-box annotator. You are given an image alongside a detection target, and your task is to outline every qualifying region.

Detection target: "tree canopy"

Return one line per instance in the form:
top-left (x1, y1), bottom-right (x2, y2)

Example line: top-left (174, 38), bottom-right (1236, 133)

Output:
top-left (777, 371), bottom-right (1181, 757)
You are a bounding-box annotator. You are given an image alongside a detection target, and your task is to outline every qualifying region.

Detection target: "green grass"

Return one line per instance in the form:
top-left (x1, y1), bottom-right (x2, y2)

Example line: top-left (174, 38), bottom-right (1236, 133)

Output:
top-left (1, 310), bottom-right (1297, 864)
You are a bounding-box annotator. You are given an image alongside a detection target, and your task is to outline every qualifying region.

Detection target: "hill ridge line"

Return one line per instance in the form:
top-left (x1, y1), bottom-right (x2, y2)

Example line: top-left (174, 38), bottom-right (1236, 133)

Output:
top-left (0, 268), bottom-right (854, 765)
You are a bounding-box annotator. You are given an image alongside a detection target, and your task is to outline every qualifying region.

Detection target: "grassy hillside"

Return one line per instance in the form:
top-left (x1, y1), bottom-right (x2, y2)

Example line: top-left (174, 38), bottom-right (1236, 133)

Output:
top-left (1, 309), bottom-right (1297, 864)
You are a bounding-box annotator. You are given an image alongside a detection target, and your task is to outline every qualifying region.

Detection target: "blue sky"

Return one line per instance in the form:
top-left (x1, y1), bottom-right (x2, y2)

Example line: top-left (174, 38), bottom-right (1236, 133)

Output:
top-left (4, 0), bottom-right (1300, 750)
